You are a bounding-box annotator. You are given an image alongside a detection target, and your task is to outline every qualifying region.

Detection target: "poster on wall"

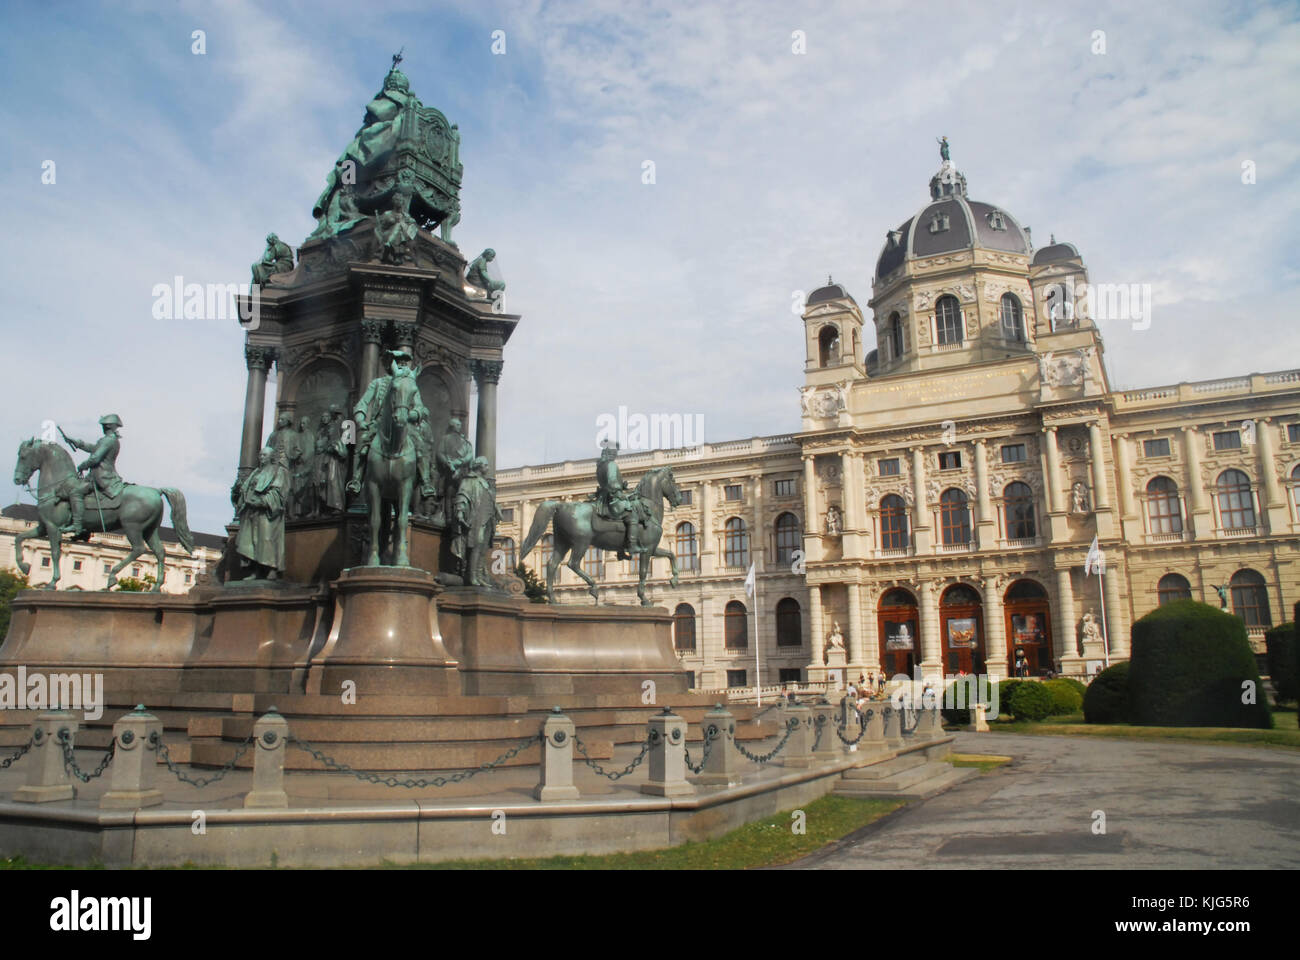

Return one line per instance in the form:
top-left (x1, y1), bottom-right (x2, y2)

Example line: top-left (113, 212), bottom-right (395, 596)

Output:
top-left (1011, 612), bottom-right (1046, 645)
top-left (947, 617), bottom-right (978, 648)
top-left (884, 621), bottom-right (915, 650)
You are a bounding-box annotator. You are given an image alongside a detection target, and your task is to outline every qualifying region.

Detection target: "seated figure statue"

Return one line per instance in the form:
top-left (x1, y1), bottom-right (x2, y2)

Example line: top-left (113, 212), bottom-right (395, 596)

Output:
top-left (251, 233), bottom-right (293, 285)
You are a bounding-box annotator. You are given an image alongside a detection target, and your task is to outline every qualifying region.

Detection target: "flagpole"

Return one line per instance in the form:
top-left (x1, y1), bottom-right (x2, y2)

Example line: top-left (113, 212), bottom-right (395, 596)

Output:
top-left (754, 566), bottom-right (763, 707)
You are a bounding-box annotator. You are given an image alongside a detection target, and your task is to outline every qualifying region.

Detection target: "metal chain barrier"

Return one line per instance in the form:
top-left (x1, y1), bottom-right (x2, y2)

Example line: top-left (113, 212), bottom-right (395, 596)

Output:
top-left (573, 731), bottom-right (651, 781)
top-left (55, 728), bottom-right (115, 782)
top-left (835, 706), bottom-right (869, 746)
top-left (0, 735), bottom-right (35, 770)
top-left (683, 724), bottom-right (718, 775)
top-left (729, 716), bottom-right (798, 764)
top-left (149, 730), bottom-right (254, 788)
top-left (289, 730), bottom-right (544, 789)
top-left (901, 707), bottom-right (920, 735)
top-left (812, 714), bottom-right (827, 752)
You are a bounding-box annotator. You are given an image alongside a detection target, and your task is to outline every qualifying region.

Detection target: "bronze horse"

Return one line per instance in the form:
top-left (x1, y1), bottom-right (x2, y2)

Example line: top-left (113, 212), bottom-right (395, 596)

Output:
top-left (520, 465), bottom-right (682, 606)
top-left (12, 439), bottom-right (194, 591)
top-left (361, 373), bottom-right (421, 566)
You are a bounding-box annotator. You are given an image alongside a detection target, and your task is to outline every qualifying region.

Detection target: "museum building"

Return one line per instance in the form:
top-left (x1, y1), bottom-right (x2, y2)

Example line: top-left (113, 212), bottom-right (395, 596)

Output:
top-left (494, 152), bottom-right (1300, 690)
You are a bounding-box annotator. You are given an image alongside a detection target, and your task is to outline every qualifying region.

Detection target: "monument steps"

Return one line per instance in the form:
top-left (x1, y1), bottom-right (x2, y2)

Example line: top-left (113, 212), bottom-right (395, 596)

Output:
top-left (833, 760), bottom-right (976, 798)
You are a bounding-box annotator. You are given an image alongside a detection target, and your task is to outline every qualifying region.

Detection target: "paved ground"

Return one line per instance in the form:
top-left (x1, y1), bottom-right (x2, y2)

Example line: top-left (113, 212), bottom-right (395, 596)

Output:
top-left (791, 733), bottom-right (1300, 870)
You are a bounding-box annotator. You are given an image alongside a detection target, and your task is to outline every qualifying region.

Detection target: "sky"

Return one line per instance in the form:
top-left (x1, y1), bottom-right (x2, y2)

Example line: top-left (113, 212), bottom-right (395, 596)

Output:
top-left (2, 0), bottom-right (1298, 537)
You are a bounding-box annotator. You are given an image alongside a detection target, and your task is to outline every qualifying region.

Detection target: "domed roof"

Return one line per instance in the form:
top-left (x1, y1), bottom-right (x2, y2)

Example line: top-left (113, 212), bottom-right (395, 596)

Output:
top-left (807, 278), bottom-right (853, 306)
top-left (874, 159), bottom-right (1031, 281)
top-left (1031, 238), bottom-right (1081, 266)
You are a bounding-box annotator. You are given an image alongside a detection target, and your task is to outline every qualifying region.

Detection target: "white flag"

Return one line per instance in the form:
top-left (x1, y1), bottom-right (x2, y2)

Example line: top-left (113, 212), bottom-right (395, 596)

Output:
top-left (744, 562), bottom-right (756, 598)
top-left (1085, 536), bottom-right (1105, 576)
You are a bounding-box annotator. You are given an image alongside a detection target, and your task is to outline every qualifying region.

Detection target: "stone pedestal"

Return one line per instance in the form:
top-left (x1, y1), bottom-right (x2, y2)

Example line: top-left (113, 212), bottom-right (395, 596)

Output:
top-left (968, 703), bottom-right (990, 732)
top-left (13, 712), bottom-right (77, 803)
top-left (536, 709), bottom-right (580, 801)
top-left (694, 705), bottom-right (740, 786)
top-left (642, 709), bottom-right (695, 796)
top-left (809, 701), bottom-right (839, 762)
top-left (306, 566), bottom-right (458, 696)
top-left (244, 709), bottom-right (290, 809)
top-left (778, 705), bottom-right (813, 768)
top-left (100, 706), bottom-right (164, 809)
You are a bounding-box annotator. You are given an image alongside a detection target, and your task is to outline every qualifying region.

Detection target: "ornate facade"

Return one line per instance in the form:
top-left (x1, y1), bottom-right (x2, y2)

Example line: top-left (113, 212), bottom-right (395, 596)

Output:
top-left (496, 154), bottom-right (1300, 688)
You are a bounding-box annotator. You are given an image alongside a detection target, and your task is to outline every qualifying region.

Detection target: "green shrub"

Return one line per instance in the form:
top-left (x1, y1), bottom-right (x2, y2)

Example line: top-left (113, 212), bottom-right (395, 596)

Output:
top-left (1083, 662), bottom-right (1131, 723)
top-left (1042, 679), bottom-right (1084, 716)
top-left (515, 564), bottom-right (549, 604)
top-left (1006, 682), bottom-right (1054, 721)
top-left (941, 677), bottom-right (990, 725)
top-left (1263, 622), bottom-right (1296, 703)
top-left (1127, 600), bottom-right (1271, 729)
top-left (1055, 677), bottom-right (1088, 699)
top-left (995, 679), bottom-right (1023, 721)
top-left (114, 574), bottom-right (156, 593)
top-left (1295, 602), bottom-right (1299, 729)
top-left (0, 570), bottom-right (29, 642)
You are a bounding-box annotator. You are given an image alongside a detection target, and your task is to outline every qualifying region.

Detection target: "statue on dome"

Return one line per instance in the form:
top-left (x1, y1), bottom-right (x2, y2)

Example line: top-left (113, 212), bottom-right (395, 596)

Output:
top-left (937, 136), bottom-right (950, 163)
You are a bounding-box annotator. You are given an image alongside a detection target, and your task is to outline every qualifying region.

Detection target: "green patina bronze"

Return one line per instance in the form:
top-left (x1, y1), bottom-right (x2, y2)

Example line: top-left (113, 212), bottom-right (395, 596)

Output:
top-left (466, 248), bottom-right (505, 297)
top-left (449, 456), bottom-right (501, 587)
top-left (252, 233), bottom-right (293, 284)
top-left (234, 447), bottom-right (290, 580)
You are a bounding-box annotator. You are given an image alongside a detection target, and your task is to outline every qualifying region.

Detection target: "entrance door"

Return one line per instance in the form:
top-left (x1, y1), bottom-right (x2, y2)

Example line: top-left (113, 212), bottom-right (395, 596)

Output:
top-left (940, 583), bottom-right (985, 675)
top-left (878, 588), bottom-right (919, 680)
top-left (1003, 579), bottom-right (1052, 676)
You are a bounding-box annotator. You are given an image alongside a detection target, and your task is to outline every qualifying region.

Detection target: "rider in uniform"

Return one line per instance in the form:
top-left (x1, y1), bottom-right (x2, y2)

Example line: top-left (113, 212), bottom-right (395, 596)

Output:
top-left (593, 442), bottom-right (645, 561)
top-left (59, 413), bottom-right (128, 538)
top-left (347, 348), bottom-right (435, 497)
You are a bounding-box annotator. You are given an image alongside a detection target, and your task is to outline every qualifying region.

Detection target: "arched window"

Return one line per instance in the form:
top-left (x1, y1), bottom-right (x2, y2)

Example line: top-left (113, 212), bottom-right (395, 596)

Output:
top-left (1004, 579), bottom-right (1048, 601)
top-left (1004, 482), bottom-right (1036, 540)
top-left (673, 603), bottom-right (696, 651)
top-left (880, 494), bottom-right (909, 549)
top-left (939, 488), bottom-right (971, 545)
top-left (725, 600), bottom-right (749, 649)
top-left (1145, 476), bottom-right (1183, 535)
top-left (1157, 573), bottom-right (1192, 605)
top-left (1229, 569), bottom-right (1271, 627)
top-left (1045, 282), bottom-right (1074, 329)
top-left (538, 534), bottom-right (553, 570)
top-left (819, 325), bottom-right (841, 366)
top-left (776, 598), bottom-right (802, 647)
top-left (675, 521), bottom-right (698, 571)
top-left (1216, 469), bottom-right (1255, 529)
top-left (888, 312), bottom-right (903, 360)
top-left (999, 293), bottom-right (1024, 341)
top-left (936, 295), bottom-right (963, 346)
top-left (493, 536), bottom-right (516, 570)
top-left (724, 517), bottom-right (749, 567)
top-left (774, 513), bottom-right (800, 563)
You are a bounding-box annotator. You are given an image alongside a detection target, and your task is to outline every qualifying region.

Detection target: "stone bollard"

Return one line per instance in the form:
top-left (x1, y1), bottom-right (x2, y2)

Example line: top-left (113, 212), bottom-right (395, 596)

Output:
top-left (100, 705), bottom-right (164, 809)
top-left (968, 703), bottom-right (990, 732)
top-left (244, 708), bottom-right (290, 809)
top-left (858, 704), bottom-right (887, 752)
top-left (642, 708), bottom-right (695, 797)
top-left (695, 704), bottom-right (740, 786)
top-left (14, 711), bottom-right (78, 803)
top-left (535, 707), bottom-right (580, 801)
top-left (914, 706), bottom-right (939, 740)
top-left (779, 704), bottom-right (813, 768)
top-left (881, 705), bottom-right (905, 749)
top-left (809, 700), bottom-right (839, 763)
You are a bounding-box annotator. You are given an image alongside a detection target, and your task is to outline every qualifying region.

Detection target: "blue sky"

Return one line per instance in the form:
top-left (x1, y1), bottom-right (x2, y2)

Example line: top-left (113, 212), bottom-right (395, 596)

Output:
top-left (2, 0), bottom-right (1298, 536)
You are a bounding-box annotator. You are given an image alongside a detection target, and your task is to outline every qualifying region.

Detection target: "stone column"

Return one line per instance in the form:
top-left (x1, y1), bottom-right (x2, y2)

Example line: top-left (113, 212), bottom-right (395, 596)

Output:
top-left (1115, 434), bottom-right (1137, 516)
top-left (846, 582), bottom-right (864, 672)
top-left (983, 576), bottom-right (1008, 681)
top-left (1182, 425), bottom-right (1211, 537)
top-left (1055, 568), bottom-right (1077, 665)
top-left (974, 439), bottom-right (995, 544)
top-left (471, 359), bottom-right (503, 471)
top-left (911, 448), bottom-right (931, 552)
top-left (1103, 564), bottom-right (1127, 658)
top-left (918, 581), bottom-right (940, 680)
top-left (861, 586), bottom-right (881, 674)
top-left (1088, 421), bottom-right (1111, 509)
top-left (803, 456), bottom-right (821, 562)
top-left (238, 345), bottom-right (274, 477)
top-left (843, 451), bottom-right (865, 556)
top-left (700, 482), bottom-right (714, 575)
top-left (359, 318), bottom-right (385, 390)
top-left (1042, 426), bottom-right (1063, 514)
top-left (1257, 419), bottom-right (1287, 532)
top-left (809, 584), bottom-right (825, 675)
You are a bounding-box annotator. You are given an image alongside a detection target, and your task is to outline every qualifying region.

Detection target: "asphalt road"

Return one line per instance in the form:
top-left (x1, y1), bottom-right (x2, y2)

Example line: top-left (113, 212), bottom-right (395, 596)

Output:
top-left (790, 732), bottom-right (1300, 870)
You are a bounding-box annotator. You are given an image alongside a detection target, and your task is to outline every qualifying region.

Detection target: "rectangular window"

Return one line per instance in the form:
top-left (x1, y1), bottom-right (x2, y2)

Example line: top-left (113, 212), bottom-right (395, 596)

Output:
top-left (1213, 430), bottom-right (1241, 451)
top-left (1000, 444), bottom-right (1026, 463)
top-left (685, 672), bottom-right (695, 690)
top-left (1143, 438), bottom-right (1171, 458)
top-left (499, 507), bottom-right (514, 522)
top-left (726, 669), bottom-right (748, 688)
top-left (73, 560), bottom-right (82, 571)
top-left (938, 451), bottom-right (962, 470)
top-left (41, 557), bottom-right (50, 568)
top-left (678, 489), bottom-right (692, 506)
top-left (773, 478), bottom-right (796, 497)
top-left (724, 484), bottom-right (742, 501)
top-left (1288, 423), bottom-right (1300, 443)
top-left (184, 572), bottom-right (192, 584)
top-left (778, 668), bottom-right (802, 684)
top-left (878, 458), bottom-right (900, 476)
top-left (102, 563), bottom-right (111, 575)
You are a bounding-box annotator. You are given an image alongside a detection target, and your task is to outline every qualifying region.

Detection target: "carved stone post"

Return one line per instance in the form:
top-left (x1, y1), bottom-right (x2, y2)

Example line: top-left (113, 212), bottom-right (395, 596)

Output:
top-left (881, 704), bottom-right (904, 748)
top-left (244, 708), bottom-right (289, 809)
top-left (238, 345), bottom-right (275, 479)
top-left (100, 706), bottom-right (164, 809)
top-left (809, 700), bottom-right (839, 762)
top-left (695, 704), bottom-right (740, 786)
top-left (359, 319), bottom-right (386, 390)
top-left (642, 708), bottom-right (695, 796)
top-left (535, 707), bottom-right (579, 801)
top-left (471, 359), bottom-right (503, 472)
top-left (780, 704), bottom-right (813, 767)
top-left (14, 712), bottom-right (77, 803)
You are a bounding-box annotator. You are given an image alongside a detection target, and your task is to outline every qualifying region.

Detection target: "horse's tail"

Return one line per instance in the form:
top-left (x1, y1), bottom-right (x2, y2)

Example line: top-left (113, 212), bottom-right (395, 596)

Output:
top-left (519, 501), bottom-right (558, 559)
top-left (161, 488), bottom-right (195, 554)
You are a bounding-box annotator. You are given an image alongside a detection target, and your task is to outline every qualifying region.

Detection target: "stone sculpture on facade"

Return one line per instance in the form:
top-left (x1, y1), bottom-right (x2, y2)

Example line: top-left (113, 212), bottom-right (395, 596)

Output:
top-left (825, 504), bottom-right (843, 536)
top-left (1070, 480), bottom-right (1091, 515)
top-left (234, 447), bottom-right (290, 580)
top-left (251, 233), bottom-right (294, 285)
top-left (1081, 610), bottom-right (1103, 646)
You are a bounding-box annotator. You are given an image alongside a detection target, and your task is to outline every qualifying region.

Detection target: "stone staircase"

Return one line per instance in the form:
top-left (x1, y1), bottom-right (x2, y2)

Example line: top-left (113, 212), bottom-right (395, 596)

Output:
top-left (833, 748), bottom-right (976, 799)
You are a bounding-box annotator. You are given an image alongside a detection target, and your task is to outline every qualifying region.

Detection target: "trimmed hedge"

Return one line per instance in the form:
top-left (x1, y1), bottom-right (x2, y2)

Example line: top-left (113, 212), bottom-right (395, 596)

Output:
top-left (1042, 679), bottom-right (1084, 716)
top-left (941, 679), bottom-right (974, 726)
top-left (995, 679), bottom-right (1023, 721)
top-left (1006, 682), bottom-right (1055, 721)
top-left (1055, 677), bottom-right (1088, 699)
top-left (1127, 600), bottom-right (1272, 729)
top-left (1263, 622), bottom-right (1296, 703)
top-left (1083, 661), bottom-right (1130, 723)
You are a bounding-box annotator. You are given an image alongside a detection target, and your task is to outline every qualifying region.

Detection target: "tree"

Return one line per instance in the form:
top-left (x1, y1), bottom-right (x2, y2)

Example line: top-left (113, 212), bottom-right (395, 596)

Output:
top-left (515, 564), bottom-right (548, 604)
top-left (114, 574), bottom-right (157, 593)
top-left (0, 570), bottom-right (29, 641)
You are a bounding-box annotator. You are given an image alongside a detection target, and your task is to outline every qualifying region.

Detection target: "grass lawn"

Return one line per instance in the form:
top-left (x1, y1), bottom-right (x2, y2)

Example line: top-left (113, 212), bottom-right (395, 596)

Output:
top-left (980, 705), bottom-right (1300, 750)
